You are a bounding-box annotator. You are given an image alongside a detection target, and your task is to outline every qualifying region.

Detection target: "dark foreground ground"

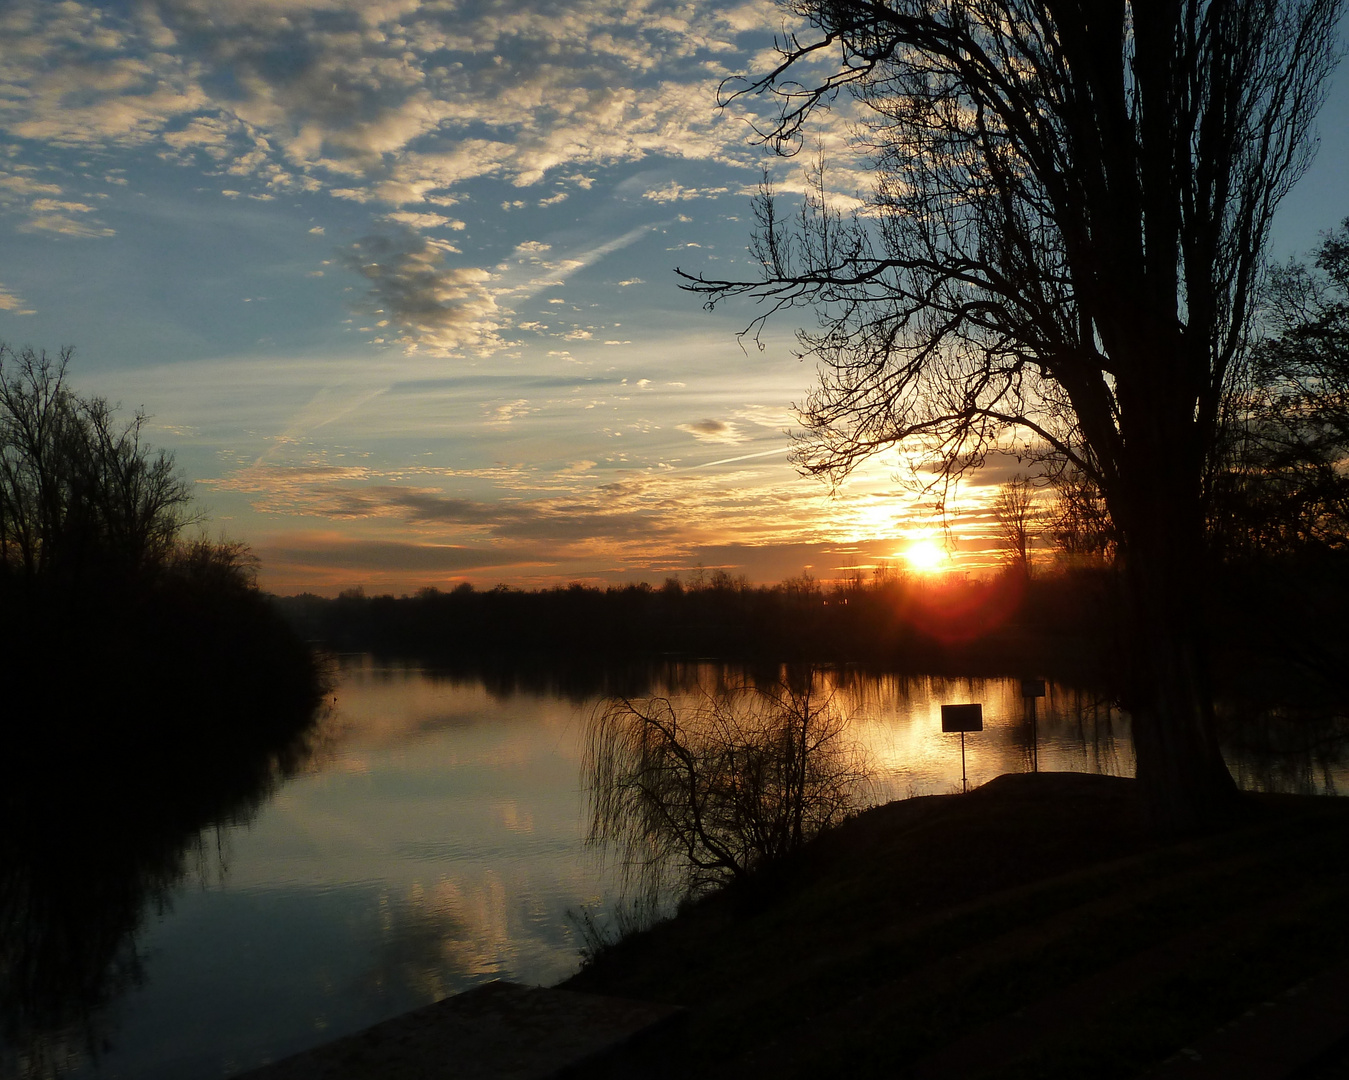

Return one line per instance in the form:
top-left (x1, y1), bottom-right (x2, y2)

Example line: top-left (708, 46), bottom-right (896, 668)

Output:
top-left (562, 773), bottom-right (1349, 1078)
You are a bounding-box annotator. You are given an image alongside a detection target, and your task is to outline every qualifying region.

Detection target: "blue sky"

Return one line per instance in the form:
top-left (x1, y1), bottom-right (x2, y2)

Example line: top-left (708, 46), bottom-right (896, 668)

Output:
top-left (1, 1), bottom-right (1345, 594)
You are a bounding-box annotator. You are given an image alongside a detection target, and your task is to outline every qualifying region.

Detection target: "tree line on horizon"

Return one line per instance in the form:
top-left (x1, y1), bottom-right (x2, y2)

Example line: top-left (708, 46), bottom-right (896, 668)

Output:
top-left (277, 560), bottom-right (1108, 670)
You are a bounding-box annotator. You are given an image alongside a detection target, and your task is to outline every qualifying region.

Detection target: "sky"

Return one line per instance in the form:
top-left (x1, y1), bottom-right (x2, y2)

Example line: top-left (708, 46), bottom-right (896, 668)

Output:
top-left (1, 0), bottom-right (1345, 596)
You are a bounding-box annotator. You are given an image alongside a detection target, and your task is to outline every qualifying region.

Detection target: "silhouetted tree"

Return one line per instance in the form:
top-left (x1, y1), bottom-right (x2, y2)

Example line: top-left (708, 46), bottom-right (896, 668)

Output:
top-left (585, 680), bottom-right (871, 905)
top-left (993, 475), bottom-right (1038, 578)
top-left (0, 344), bottom-right (193, 589)
top-left (1047, 463), bottom-right (1117, 562)
top-left (683, 0), bottom-right (1341, 826)
top-left (1212, 219), bottom-right (1349, 557)
top-left (0, 345), bottom-right (327, 757)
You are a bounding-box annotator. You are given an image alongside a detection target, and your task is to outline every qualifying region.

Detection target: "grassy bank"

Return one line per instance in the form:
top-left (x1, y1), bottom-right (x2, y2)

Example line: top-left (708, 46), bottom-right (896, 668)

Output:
top-left (562, 773), bottom-right (1349, 1078)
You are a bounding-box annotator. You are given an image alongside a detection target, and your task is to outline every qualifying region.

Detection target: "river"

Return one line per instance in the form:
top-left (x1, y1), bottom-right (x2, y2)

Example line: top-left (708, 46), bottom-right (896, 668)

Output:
top-left (4, 655), bottom-right (1343, 1079)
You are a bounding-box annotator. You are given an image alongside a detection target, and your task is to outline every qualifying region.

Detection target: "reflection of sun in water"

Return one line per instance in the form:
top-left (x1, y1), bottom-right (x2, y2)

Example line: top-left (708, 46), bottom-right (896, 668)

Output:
top-left (902, 539), bottom-right (950, 573)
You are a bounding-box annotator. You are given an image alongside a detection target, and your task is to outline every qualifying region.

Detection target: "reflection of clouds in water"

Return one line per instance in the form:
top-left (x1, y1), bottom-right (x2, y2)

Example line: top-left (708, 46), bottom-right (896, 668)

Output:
top-left (364, 867), bottom-right (590, 1004)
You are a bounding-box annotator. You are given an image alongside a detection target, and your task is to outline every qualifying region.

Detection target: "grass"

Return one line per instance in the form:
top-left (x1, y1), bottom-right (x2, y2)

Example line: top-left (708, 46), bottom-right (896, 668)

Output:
top-left (559, 772), bottom-right (1349, 1078)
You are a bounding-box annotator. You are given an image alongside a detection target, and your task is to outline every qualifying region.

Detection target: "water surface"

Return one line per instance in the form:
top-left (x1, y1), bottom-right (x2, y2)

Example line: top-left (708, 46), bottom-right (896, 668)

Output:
top-left (7, 656), bottom-right (1344, 1079)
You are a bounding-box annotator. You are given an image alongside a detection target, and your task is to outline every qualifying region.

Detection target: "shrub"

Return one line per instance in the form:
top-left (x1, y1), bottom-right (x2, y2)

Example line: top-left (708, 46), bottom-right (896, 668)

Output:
top-left (584, 677), bottom-right (872, 907)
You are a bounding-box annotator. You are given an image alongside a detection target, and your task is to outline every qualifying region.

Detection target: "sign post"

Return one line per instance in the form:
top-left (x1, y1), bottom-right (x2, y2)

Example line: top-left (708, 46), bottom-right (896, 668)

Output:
top-left (940, 703), bottom-right (983, 792)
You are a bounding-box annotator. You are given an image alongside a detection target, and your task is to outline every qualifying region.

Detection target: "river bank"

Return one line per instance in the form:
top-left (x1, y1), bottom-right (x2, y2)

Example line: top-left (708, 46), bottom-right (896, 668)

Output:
top-left (562, 772), bottom-right (1349, 1078)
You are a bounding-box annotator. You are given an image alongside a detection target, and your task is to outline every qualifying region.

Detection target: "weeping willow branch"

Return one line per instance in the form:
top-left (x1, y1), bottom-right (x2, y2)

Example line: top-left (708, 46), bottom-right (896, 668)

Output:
top-left (584, 679), bottom-right (873, 907)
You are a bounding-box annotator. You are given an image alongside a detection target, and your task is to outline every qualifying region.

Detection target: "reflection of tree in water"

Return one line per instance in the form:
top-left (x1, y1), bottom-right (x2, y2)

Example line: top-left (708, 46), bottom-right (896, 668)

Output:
top-left (1037, 688), bottom-right (1130, 778)
top-left (388, 656), bottom-right (827, 707)
top-left (1219, 705), bottom-right (1349, 796)
top-left (0, 675), bottom-right (329, 1080)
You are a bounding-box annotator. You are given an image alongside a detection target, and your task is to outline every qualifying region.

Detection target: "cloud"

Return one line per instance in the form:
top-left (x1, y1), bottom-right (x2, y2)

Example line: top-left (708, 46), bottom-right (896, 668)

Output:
top-left (0, 0), bottom-right (859, 354)
top-left (19, 207), bottom-right (116, 238)
top-left (350, 487), bottom-right (681, 542)
top-left (256, 532), bottom-right (538, 575)
top-left (342, 220), bottom-right (655, 354)
top-left (217, 464), bottom-right (685, 544)
top-left (383, 210), bottom-right (466, 231)
top-left (344, 230), bottom-right (507, 356)
top-left (0, 173), bottom-right (63, 198)
top-left (0, 170), bottom-right (115, 237)
top-left (0, 0), bottom-right (782, 209)
top-left (0, 282), bottom-right (36, 314)
top-left (486, 399), bottom-right (536, 425)
top-left (642, 181), bottom-right (729, 202)
top-left (677, 418), bottom-right (745, 443)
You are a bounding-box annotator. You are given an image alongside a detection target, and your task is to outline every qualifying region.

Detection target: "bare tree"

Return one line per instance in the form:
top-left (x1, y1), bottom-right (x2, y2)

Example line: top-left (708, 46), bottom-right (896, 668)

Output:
top-left (1212, 218), bottom-right (1349, 557)
top-left (0, 344), bottom-right (195, 587)
top-left (1047, 464), bottom-right (1117, 562)
top-left (682, 0), bottom-right (1341, 826)
top-left (585, 680), bottom-right (871, 906)
top-left (993, 475), bottom-right (1037, 577)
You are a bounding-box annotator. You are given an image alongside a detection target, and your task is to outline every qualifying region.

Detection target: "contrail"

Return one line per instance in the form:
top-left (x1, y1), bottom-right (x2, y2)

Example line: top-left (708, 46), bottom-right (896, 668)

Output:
top-left (690, 446), bottom-right (788, 470)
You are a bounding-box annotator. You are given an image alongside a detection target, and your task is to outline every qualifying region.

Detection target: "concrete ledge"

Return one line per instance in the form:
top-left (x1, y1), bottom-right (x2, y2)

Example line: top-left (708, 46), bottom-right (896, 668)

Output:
top-left (232, 981), bottom-right (687, 1080)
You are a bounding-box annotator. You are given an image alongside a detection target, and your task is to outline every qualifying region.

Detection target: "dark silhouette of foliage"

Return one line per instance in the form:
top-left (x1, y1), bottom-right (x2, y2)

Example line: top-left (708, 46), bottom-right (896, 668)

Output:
top-left (275, 567), bottom-right (1118, 691)
top-left (993, 475), bottom-right (1038, 578)
top-left (680, 0), bottom-right (1342, 827)
top-left (0, 345), bottom-right (194, 590)
top-left (1212, 220), bottom-right (1349, 558)
top-left (0, 341), bottom-right (331, 1069)
top-left (0, 343), bottom-right (329, 750)
top-left (1046, 463), bottom-right (1118, 563)
top-left (585, 680), bottom-right (871, 906)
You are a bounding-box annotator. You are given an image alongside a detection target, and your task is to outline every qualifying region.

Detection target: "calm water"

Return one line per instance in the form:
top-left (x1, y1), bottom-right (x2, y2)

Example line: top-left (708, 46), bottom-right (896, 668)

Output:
top-left (6, 656), bottom-right (1345, 1079)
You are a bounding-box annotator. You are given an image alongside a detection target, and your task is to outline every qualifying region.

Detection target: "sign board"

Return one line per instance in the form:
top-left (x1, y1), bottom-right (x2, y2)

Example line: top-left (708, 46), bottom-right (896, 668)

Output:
top-left (1020, 679), bottom-right (1046, 698)
top-left (941, 703), bottom-right (984, 733)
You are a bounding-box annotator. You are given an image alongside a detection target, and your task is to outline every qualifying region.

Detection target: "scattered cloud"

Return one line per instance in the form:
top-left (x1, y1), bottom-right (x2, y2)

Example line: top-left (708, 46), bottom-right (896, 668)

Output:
top-left (486, 399), bottom-right (536, 425)
top-left (643, 181), bottom-right (729, 202)
top-left (383, 211), bottom-right (466, 231)
top-left (0, 282), bottom-right (36, 314)
top-left (0, 0), bottom-right (786, 214)
top-left (345, 231), bottom-right (507, 356)
top-left (256, 533), bottom-right (538, 576)
top-left (19, 201), bottom-right (115, 237)
top-left (677, 418), bottom-right (745, 444)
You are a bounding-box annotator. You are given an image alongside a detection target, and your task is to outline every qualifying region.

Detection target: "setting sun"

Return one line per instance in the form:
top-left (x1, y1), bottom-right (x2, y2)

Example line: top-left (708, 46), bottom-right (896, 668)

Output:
top-left (902, 539), bottom-right (951, 573)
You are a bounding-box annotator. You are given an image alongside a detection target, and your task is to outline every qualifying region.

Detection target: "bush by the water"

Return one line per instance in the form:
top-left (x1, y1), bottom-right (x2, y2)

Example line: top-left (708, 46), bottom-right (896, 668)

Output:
top-left (584, 679), bottom-right (873, 908)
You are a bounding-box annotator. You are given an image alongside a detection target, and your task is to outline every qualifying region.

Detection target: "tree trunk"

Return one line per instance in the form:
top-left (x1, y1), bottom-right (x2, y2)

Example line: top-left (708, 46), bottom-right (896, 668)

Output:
top-left (1120, 493), bottom-right (1241, 831)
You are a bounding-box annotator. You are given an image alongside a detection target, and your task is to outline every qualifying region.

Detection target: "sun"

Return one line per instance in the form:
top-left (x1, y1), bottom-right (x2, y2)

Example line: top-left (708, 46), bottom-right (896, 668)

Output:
top-left (902, 539), bottom-right (950, 574)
